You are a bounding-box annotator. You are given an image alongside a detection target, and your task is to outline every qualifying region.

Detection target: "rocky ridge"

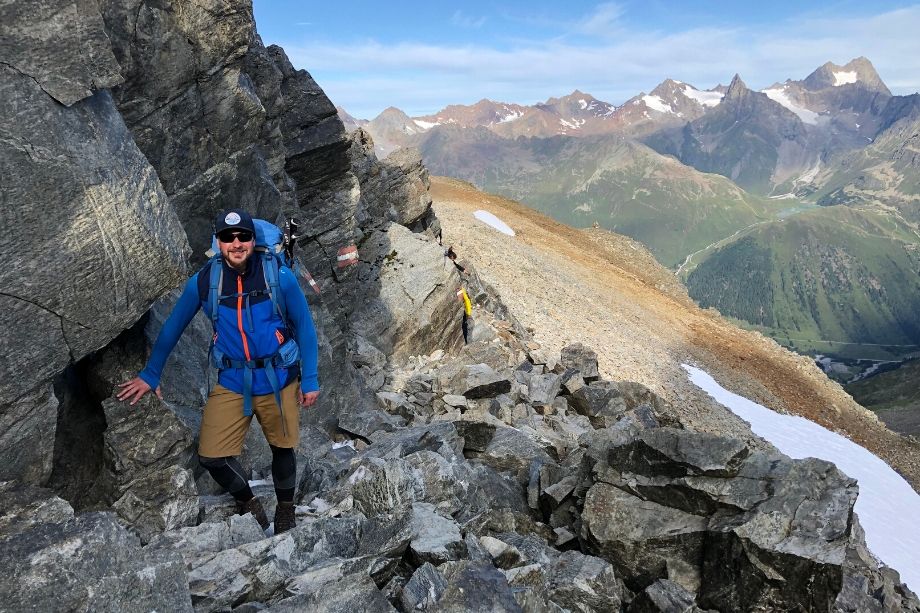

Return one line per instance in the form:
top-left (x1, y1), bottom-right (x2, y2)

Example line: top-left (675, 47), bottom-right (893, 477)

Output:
top-left (0, 1), bottom-right (918, 611)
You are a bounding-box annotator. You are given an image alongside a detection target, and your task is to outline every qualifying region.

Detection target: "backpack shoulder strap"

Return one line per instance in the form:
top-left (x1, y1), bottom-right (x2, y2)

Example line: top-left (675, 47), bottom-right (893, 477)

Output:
top-left (261, 252), bottom-right (287, 325)
top-left (207, 257), bottom-right (223, 329)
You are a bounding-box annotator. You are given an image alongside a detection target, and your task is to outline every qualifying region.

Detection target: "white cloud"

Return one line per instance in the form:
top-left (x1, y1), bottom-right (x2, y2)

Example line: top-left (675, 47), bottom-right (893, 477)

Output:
top-left (280, 6), bottom-right (920, 118)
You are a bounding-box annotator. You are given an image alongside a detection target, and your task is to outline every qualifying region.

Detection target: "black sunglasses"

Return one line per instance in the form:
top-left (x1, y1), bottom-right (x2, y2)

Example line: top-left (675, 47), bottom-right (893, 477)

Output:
top-left (217, 229), bottom-right (254, 243)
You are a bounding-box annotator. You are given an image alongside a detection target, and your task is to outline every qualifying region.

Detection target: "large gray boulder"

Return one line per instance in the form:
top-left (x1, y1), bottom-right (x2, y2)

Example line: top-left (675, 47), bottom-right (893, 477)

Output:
top-left (578, 426), bottom-right (920, 611)
top-left (269, 570), bottom-right (395, 612)
top-left (0, 75), bottom-right (188, 482)
top-left (0, 487), bottom-right (192, 613)
top-left (346, 450), bottom-right (474, 517)
top-left (568, 381), bottom-right (629, 428)
top-left (458, 364), bottom-right (513, 399)
top-left (543, 550), bottom-right (630, 612)
top-left (400, 562), bottom-right (448, 611)
top-left (627, 579), bottom-right (708, 613)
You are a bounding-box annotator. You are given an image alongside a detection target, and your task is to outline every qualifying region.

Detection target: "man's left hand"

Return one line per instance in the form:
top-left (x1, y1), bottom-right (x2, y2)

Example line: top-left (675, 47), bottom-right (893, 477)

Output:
top-left (299, 390), bottom-right (319, 408)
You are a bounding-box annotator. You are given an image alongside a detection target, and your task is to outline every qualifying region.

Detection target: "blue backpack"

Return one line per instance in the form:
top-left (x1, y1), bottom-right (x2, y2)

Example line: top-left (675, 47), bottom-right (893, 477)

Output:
top-left (204, 219), bottom-right (300, 418)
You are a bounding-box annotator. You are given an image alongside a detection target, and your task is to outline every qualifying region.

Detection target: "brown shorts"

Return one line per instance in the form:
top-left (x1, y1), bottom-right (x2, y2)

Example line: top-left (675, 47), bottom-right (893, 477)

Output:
top-left (198, 381), bottom-right (300, 458)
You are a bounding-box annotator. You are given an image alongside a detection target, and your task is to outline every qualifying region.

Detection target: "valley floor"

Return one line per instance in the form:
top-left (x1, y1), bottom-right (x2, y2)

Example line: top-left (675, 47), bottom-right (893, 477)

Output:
top-left (431, 176), bottom-right (920, 491)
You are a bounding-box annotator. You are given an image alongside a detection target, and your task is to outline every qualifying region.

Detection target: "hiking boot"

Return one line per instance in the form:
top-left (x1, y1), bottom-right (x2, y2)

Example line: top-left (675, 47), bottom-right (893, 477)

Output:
top-left (274, 501), bottom-right (296, 535)
top-left (236, 496), bottom-right (269, 531)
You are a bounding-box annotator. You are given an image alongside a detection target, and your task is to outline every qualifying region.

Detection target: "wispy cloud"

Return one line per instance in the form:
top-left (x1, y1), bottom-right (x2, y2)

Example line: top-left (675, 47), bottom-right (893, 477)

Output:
top-left (575, 2), bottom-right (625, 37)
top-left (281, 5), bottom-right (920, 118)
top-left (451, 10), bottom-right (487, 29)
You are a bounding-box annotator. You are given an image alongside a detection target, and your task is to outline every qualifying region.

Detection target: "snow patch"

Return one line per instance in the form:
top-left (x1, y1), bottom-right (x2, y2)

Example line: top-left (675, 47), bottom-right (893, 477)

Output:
top-left (833, 70), bottom-right (858, 86)
top-left (682, 85), bottom-right (723, 107)
top-left (641, 94), bottom-right (674, 114)
top-left (578, 99), bottom-right (588, 110)
top-left (684, 364), bottom-right (920, 593)
top-left (473, 210), bottom-right (515, 236)
top-left (559, 118), bottom-right (586, 130)
top-left (762, 87), bottom-right (820, 124)
top-left (413, 119), bottom-right (440, 130)
top-left (498, 111), bottom-right (523, 123)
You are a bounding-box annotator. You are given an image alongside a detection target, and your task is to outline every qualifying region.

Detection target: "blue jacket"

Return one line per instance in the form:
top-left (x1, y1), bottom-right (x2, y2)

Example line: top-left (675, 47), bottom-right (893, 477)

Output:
top-left (139, 256), bottom-right (319, 396)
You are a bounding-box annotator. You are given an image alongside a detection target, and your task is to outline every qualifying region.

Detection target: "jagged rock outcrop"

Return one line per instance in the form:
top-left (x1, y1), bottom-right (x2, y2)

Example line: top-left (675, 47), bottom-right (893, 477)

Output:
top-left (349, 222), bottom-right (462, 368)
top-left (348, 131), bottom-right (434, 228)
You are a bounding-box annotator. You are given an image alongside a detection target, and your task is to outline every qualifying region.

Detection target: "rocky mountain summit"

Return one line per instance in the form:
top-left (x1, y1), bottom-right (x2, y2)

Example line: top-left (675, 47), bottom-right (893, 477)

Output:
top-left (1, 1), bottom-right (919, 611)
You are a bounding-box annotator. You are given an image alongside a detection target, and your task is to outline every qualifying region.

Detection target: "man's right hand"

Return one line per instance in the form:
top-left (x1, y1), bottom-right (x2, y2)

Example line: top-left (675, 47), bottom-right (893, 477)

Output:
top-left (117, 377), bottom-right (162, 406)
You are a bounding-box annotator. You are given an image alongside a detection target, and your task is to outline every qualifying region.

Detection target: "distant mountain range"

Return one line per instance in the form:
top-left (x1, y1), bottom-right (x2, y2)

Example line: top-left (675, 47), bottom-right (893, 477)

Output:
top-left (340, 57), bottom-right (920, 363)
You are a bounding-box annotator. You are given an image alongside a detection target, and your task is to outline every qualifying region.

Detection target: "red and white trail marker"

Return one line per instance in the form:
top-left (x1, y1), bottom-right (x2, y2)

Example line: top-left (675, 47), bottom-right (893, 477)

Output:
top-left (303, 270), bottom-right (321, 294)
top-left (337, 245), bottom-right (359, 268)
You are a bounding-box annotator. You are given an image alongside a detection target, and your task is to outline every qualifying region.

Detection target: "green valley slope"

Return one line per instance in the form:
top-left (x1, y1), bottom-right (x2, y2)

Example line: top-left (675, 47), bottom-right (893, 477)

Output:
top-left (413, 126), bottom-right (786, 268)
top-left (684, 205), bottom-right (920, 359)
top-left (846, 360), bottom-right (920, 436)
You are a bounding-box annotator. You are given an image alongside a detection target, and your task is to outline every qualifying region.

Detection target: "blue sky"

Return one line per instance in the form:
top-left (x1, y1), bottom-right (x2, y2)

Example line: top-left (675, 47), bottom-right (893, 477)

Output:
top-left (253, 1), bottom-right (920, 118)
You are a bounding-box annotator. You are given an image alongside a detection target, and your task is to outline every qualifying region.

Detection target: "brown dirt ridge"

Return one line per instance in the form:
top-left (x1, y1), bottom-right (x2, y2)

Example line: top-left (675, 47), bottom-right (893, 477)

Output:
top-left (432, 176), bottom-right (920, 492)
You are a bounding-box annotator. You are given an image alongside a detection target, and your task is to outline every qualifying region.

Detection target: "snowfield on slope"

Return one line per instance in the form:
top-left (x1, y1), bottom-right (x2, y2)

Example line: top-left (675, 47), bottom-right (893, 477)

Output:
top-left (685, 364), bottom-right (920, 593)
top-left (473, 210), bottom-right (515, 235)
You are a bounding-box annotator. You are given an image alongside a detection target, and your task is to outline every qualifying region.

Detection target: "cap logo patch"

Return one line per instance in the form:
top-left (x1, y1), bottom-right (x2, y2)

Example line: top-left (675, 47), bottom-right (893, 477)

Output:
top-left (225, 212), bottom-right (241, 225)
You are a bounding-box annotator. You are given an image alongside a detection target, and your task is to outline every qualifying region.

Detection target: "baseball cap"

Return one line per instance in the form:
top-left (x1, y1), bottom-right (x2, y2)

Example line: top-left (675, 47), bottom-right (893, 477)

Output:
top-left (214, 209), bottom-right (255, 234)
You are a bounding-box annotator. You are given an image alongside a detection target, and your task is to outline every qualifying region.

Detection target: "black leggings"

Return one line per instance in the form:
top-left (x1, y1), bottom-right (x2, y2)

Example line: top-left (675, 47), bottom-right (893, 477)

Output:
top-left (270, 445), bottom-right (296, 503)
top-left (199, 445), bottom-right (296, 503)
top-left (199, 455), bottom-right (252, 501)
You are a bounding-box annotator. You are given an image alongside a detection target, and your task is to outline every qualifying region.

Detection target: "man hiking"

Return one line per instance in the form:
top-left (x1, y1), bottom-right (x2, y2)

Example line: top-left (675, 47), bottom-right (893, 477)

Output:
top-left (117, 209), bottom-right (319, 534)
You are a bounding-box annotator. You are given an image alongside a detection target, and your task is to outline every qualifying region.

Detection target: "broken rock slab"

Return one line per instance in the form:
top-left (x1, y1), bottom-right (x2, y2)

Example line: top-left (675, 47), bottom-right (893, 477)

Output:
top-left (459, 364), bottom-right (512, 399)
top-left (435, 561), bottom-right (522, 613)
top-left (400, 562), bottom-right (447, 611)
top-left (560, 343), bottom-right (599, 381)
top-left (409, 502), bottom-right (467, 565)
top-left (627, 578), bottom-right (708, 613)
top-left (580, 482), bottom-right (707, 592)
